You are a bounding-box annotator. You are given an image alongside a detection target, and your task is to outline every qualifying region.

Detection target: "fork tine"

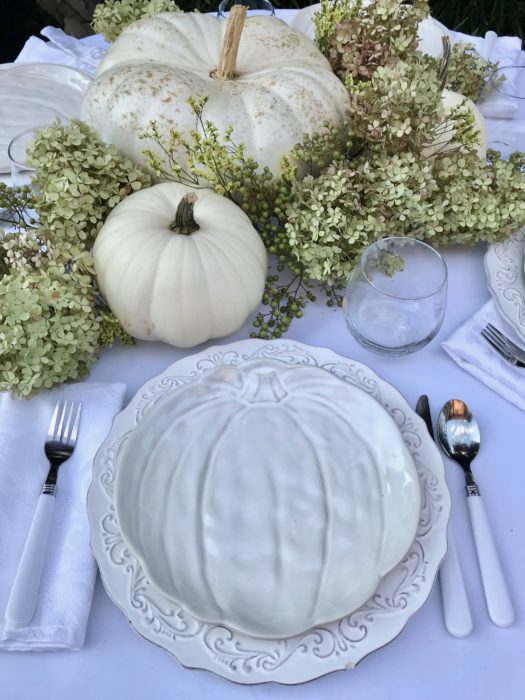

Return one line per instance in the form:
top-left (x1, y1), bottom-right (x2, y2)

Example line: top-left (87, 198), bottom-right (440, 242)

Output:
top-left (47, 400), bottom-right (62, 441)
top-left (61, 400), bottom-right (75, 444)
top-left (481, 330), bottom-right (514, 362)
top-left (55, 399), bottom-right (68, 441)
top-left (486, 323), bottom-right (521, 354)
top-left (66, 402), bottom-right (82, 447)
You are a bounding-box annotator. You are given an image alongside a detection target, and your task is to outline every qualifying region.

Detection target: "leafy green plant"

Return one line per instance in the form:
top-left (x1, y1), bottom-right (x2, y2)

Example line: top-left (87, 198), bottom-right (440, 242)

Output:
top-left (0, 120), bottom-right (151, 397)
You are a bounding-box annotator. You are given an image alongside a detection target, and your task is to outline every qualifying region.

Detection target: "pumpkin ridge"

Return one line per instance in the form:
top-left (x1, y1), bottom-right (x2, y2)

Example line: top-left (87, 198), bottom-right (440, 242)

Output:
top-left (282, 404), bottom-right (333, 622)
top-left (189, 229), bottom-right (265, 329)
top-left (197, 405), bottom-right (252, 617)
top-left (99, 14), bottom-right (213, 76)
top-left (290, 394), bottom-right (389, 586)
top-left (250, 64), bottom-right (349, 120)
top-left (96, 224), bottom-right (168, 327)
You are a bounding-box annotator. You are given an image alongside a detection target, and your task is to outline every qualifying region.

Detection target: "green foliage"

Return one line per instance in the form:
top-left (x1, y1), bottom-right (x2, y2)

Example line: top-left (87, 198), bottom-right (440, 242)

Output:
top-left (442, 42), bottom-right (500, 101)
top-left (327, 0), bottom-right (429, 81)
top-left (347, 58), bottom-right (482, 155)
top-left (285, 150), bottom-right (525, 284)
top-left (143, 86), bottom-right (525, 337)
top-left (0, 119), bottom-right (147, 397)
top-left (92, 0), bottom-right (180, 42)
top-left (29, 120), bottom-right (150, 249)
top-left (0, 265), bottom-right (101, 397)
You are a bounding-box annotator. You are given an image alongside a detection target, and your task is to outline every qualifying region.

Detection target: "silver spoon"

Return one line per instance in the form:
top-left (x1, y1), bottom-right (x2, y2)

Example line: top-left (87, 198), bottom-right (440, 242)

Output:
top-left (437, 399), bottom-right (515, 628)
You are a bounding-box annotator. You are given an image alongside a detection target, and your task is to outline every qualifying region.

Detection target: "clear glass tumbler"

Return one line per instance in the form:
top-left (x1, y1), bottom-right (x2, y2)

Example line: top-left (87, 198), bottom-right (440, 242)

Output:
top-left (217, 0), bottom-right (275, 18)
top-left (8, 126), bottom-right (39, 188)
top-left (343, 237), bottom-right (448, 356)
top-left (479, 65), bottom-right (525, 155)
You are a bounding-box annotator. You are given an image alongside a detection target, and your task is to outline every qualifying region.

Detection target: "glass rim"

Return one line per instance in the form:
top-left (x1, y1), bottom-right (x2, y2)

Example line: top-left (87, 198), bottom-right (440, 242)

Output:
top-left (217, 0), bottom-right (275, 16)
top-left (358, 236), bottom-right (448, 301)
top-left (488, 65), bottom-right (525, 100)
top-left (7, 123), bottom-right (54, 168)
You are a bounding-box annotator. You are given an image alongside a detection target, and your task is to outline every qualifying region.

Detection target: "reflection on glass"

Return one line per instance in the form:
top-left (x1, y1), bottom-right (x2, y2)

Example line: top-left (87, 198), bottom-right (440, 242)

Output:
top-left (342, 237), bottom-right (448, 356)
top-left (217, 0), bottom-right (275, 18)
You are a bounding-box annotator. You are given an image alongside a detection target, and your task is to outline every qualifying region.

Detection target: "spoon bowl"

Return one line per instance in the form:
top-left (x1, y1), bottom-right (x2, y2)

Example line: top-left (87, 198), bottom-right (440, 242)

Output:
top-left (437, 399), bottom-right (480, 475)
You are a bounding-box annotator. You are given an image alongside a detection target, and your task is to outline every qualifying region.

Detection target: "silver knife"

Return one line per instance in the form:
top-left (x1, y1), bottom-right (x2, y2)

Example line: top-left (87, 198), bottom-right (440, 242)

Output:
top-left (416, 395), bottom-right (473, 638)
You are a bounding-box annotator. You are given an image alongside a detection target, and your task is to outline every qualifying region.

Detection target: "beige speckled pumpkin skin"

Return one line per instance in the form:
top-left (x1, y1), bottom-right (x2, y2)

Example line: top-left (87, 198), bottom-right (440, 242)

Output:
top-left (81, 13), bottom-right (350, 176)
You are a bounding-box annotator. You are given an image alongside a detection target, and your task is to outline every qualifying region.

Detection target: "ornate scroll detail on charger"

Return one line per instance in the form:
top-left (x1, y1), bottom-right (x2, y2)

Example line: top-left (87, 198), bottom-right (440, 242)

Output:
top-left (484, 227), bottom-right (525, 340)
top-left (88, 339), bottom-right (450, 684)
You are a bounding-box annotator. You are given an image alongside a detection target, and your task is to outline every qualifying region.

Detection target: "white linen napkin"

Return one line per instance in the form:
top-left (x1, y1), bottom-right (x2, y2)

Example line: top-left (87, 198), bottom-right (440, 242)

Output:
top-left (442, 299), bottom-right (525, 411)
top-left (449, 30), bottom-right (523, 119)
top-left (0, 381), bottom-right (126, 651)
top-left (14, 28), bottom-right (108, 77)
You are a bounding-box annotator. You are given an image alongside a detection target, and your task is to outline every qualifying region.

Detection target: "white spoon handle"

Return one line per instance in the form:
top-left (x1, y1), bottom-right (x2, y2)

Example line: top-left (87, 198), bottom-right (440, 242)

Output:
top-left (467, 494), bottom-right (515, 627)
top-left (439, 532), bottom-right (473, 637)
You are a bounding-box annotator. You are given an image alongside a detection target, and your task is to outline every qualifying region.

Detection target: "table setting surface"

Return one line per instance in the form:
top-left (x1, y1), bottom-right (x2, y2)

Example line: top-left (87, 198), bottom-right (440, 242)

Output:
top-left (1, 8), bottom-right (525, 700)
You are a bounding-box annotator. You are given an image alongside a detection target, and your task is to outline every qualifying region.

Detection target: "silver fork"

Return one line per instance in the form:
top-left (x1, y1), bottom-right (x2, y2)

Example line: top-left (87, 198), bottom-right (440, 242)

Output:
top-left (480, 323), bottom-right (525, 367)
top-left (4, 399), bottom-right (81, 628)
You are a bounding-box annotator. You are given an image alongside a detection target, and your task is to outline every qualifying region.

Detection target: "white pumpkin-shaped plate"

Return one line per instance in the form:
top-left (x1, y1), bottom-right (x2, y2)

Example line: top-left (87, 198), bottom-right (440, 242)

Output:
top-left (88, 339), bottom-right (450, 684)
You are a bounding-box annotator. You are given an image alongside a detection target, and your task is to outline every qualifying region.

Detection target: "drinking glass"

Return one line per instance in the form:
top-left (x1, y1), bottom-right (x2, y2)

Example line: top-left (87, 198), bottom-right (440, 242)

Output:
top-left (342, 237), bottom-right (448, 356)
top-left (487, 65), bottom-right (525, 102)
top-left (8, 126), bottom-right (40, 188)
top-left (217, 0), bottom-right (275, 18)
top-left (479, 65), bottom-right (525, 155)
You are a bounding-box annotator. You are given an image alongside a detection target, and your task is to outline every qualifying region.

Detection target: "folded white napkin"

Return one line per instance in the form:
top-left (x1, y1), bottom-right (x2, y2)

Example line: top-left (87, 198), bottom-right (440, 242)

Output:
top-left (14, 28), bottom-right (109, 77)
top-left (0, 381), bottom-right (126, 651)
top-left (450, 30), bottom-right (524, 119)
top-left (442, 299), bottom-right (525, 411)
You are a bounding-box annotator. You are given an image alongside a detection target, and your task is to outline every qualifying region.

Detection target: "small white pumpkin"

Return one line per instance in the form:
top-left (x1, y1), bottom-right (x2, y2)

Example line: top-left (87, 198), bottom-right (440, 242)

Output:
top-left (290, 2), bottom-right (449, 59)
top-left (81, 9), bottom-right (350, 176)
top-left (93, 183), bottom-right (268, 347)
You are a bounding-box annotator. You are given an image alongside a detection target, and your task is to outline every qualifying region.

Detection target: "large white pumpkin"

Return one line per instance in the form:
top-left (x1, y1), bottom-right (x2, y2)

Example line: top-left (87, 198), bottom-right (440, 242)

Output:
top-left (290, 1), bottom-right (449, 59)
top-left (93, 182), bottom-right (267, 347)
top-left (81, 11), bottom-right (350, 176)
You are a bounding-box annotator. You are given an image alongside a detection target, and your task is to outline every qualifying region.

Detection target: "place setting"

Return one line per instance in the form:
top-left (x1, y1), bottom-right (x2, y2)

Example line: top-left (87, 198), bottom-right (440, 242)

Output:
top-left (0, 0), bottom-right (524, 694)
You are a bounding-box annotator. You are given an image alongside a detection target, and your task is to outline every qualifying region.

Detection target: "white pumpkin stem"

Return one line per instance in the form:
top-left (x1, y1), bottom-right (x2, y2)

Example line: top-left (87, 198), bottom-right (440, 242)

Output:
top-left (171, 193), bottom-right (199, 235)
top-left (213, 5), bottom-right (247, 81)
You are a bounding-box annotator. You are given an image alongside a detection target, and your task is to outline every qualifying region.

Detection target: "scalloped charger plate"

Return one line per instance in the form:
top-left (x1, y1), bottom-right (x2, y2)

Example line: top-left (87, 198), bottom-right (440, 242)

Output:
top-left (484, 227), bottom-right (525, 341)
top-left (88, 340), bottom-right (450, 684)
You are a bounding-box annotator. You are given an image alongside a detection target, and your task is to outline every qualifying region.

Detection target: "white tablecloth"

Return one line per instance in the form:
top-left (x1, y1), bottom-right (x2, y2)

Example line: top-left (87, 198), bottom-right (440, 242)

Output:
top-left (1, 10), bottom-right (524, 700)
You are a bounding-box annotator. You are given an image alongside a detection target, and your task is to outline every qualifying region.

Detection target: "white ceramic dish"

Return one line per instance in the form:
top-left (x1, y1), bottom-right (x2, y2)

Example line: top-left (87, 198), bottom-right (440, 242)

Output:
top-left (484, 227), bottom-right (525, 341)
top-left (114, 359), bottom-right (421, 640)
top-left (0, 63), bottom-right (92, 173)
top-left (88, 339), bottom-right (450, 684)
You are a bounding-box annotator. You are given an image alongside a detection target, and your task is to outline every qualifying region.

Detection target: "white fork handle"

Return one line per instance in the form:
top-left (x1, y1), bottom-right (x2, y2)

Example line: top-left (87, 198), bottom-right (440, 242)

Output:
top-left (4, 493), bottom-right (55, 627)
top-left (467, 494), bottom-right (515, 628)
top-left (439, 532), bottom-right (473, 637)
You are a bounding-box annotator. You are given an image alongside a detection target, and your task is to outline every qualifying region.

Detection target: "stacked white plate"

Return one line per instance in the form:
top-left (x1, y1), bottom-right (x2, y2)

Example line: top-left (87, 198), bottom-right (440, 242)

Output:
top-left (0, 63), bottom-right (92, 173)
top-left (88, 339), bottom-right (450, 684)
top-left (485, 227), bottom-right (525, 341)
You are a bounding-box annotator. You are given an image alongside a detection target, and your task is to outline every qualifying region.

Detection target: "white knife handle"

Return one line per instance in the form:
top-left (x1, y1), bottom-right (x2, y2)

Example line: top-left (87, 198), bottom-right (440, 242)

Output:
top-left (439, 532), bottom-right (473, 637)
top-left (4, 493), bottom-right (56, 627)
top-left (467, 494), bottom-right (515, 628)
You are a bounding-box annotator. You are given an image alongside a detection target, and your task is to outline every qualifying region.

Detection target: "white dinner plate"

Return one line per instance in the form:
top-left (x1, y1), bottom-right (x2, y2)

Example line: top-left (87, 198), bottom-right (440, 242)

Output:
top-left (0, 63), bottom-right (92, 173)
top-left (484, 227), bottom-right (525, 341)
top-left (88, 339), bottom-right (450, 684)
